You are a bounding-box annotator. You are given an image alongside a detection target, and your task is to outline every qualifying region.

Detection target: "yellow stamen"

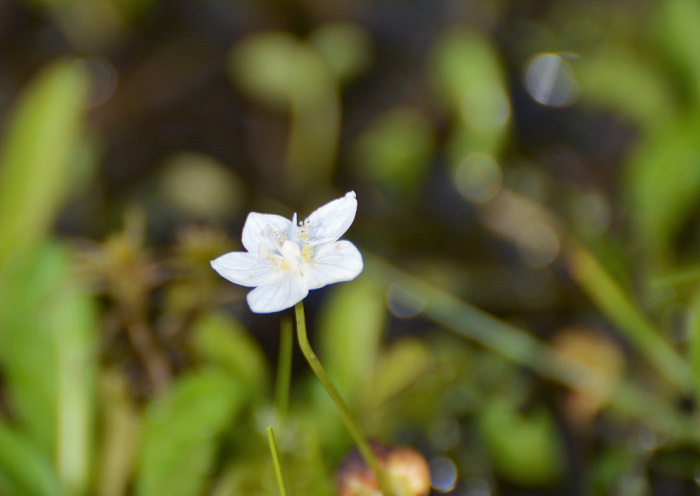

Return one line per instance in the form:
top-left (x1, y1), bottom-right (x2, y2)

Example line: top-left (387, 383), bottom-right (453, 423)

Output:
top-left (301, 244), bottom-right (313, 262)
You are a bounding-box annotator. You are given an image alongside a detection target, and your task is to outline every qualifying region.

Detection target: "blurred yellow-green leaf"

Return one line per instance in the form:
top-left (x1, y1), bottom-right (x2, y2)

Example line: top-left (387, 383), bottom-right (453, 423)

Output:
top-left (353, 107), bottom-right (435, 195)
top-left (0, 423), bottom-right (64, 496)
top-left (370, 338), bottom-right (432, 410)
top-left (135, 370), bottom-right (245, 496)
top-left (626, 116), bottom-right (700, 268)
top-left (228, 32), bottom-right (340, 193)
top-left (658, 0), bottom-right (700, 107)
top-left (0, 242), bottom-right (96, 496)
top-left (478, 398), bottom-right (564, 486)
top-left (319, 279), bottom-right (385, 412)
top-left (578, 50), bottom-right (675, 130)
top-left (0, 59), bottom-right (89, 266)
top-left (309, 22), bottom-right (373, 84)
top-left (431, 29), bottom-right (510, 161)
top-left (191, 312), bottom-right (270, 398)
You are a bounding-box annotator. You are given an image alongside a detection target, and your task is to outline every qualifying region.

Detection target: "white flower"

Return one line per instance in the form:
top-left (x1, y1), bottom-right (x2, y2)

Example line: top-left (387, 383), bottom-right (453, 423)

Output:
top-left (211, 191), bottom-right (364, 313)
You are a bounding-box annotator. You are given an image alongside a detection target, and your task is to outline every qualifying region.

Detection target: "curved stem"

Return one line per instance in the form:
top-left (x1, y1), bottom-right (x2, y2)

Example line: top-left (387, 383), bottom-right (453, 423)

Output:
top-left (294, 302), bottom-right (392, 495)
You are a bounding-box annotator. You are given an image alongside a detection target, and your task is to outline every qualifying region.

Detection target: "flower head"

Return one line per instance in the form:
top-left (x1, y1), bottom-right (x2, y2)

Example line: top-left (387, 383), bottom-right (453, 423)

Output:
top-left (211, 191), bottom-right (363, 313)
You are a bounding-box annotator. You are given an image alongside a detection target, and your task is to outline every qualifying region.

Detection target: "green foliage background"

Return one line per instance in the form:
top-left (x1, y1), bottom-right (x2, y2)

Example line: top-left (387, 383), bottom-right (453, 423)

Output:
top-left (1, 1), bottom-right (700, 495)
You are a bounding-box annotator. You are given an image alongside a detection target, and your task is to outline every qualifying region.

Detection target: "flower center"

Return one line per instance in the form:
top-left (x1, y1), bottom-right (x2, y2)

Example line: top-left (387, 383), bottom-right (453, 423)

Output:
top-left (259, 226), bottom-right (293, 270)
top-left (260, 245), bottom-right (291, 270)
top-left (297, 219), bottom-right (314, 262)
top-left (259, 219), bottom-right (314, 270)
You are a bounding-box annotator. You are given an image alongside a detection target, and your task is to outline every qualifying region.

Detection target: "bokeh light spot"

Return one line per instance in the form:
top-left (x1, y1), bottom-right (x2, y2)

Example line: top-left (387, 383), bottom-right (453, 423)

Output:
top-left (524, 53), bottom-right (579, 107)
top-left (429, 417), bottom-right (461, 451)
top-left (159, 152), bottom-right (244, 220)
top-left (634, 426), bottom-right (659, 452)
top-left (465, 478), bottom-right (491, 496)
top-left (694, 463), bottom-right (700, 486)
top-left (661, 303), bottom-right (691, 343)
top-left (430, 456), bottom-right (458, 493)
top-left (386, 283), bottom-right (426, 319)
top-left (569, 190), bottom-right (611, 236)
top-left (82, 57), bottom-right (117, 107)
top-left (461, 84), bottom-right (511, 131)
top-left (454, 153), bottom-right (502, 204)
top-left (516, 222), bottom-right (560, 268)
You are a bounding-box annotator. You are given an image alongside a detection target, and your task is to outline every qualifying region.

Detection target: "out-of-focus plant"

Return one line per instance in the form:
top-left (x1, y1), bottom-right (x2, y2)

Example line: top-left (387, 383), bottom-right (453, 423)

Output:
top-left (0, 59), bottom-right (93, 496)
top-left (228, 23), bottom-right (372, 200)
top-left (7, 1), bottom-right (700, 495)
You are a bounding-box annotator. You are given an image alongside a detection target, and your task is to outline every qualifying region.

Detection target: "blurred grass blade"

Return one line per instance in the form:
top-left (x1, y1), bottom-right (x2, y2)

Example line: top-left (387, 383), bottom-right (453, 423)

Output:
top-left (135, 370), bottom-right (245, 496)
top-left (0, 422), bottom-right (64, 496)
top-left (0, 58), bottom-right (89, 266)
top-left (565, 240), bottom-right (694, 393)
top-left (0, 242), bottom-right (97, 495)
top-left (365, 254), bottom-right (700, 444)
top-left (366, 255), bottom-right (554, 377)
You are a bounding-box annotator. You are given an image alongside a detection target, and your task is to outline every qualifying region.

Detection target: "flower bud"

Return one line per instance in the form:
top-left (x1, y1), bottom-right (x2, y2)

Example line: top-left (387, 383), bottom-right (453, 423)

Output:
top-left (337, 443), bottom-right (431, 496)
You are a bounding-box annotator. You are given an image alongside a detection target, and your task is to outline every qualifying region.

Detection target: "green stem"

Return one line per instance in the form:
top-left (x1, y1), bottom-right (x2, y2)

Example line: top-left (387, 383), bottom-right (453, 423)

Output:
top-left (294, 302), bottom-right (393, 495)
top-left (275, 317), bottom-right (293, 424)
top-left (267, 426), bottom-right (288, 496)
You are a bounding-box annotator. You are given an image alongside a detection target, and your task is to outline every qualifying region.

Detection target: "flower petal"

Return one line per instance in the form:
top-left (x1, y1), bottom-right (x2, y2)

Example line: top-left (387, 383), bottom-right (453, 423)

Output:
top-left (247, 272), bottom-right (309, 313)
top-left (305, 240), bottom-right (363, 290)
top-left (211, 252), bottom-right (278, 287)
top-left (306, 191), bottom-right (358, 245)
top-left (241, 212), bottom-right (294, 253)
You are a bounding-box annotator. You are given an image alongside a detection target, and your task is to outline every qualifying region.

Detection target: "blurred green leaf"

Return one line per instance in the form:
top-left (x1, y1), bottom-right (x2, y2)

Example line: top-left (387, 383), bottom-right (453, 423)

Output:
top-left (0, 242), bottom-right (96, 495)
top-left (229, 32), bottom-right (306, 110)
top-left (578, 50), bottom-right (675, 130)
top-left (689, 292), bottom-right (700, 398)
top-left (309, 22), bottom-right (373, 83)
top-left (109, 0), bottom-right (159, 22)
top-left (135, 370), bottom-right (245, 496)
top-left (96, 369), bottom-right (142, 496)
top-left (353, 107), bottom-right (435, 195)
top-left (478, 398), bottom-right (564, 486)
top-left (370, 339), bottom-right (432, 410)
top-left (0, 59), bottom-right (89, 266)
top-left (191, 312), bottom-right (270, 399)
top-left (0, 422), bottom-right (64, 496)
top-left (431, 29), bottom-right (510, 161)
top-left (658, 0), bottom-right (700, 107)
top-left (228, 32), bottom-right (339, 193)
top-left (53, 272), bottom-right (97, 495)
top-left (318, 279), bottom-right (385, 412)
top-left (589, 448), bottom-right (638, 496)
top-left (626, 116), bottom-right (700, 267)
top-left (212, 428), bottom-right (332, 496)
